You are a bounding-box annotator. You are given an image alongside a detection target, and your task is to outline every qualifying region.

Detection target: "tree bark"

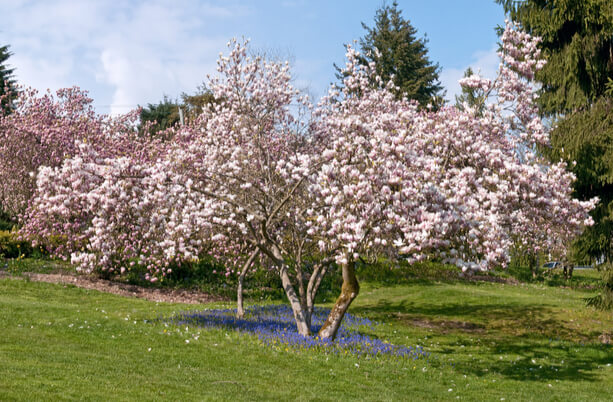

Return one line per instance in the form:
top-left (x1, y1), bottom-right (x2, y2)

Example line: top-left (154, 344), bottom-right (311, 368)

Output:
top-left (254, 241), bottom-right (312, 336)
top-left (306, 261), bottom-right (329, 323)
top-left (318, 259), bottom-right (359, 340)
top-left (280, 265), bottom-right (312, 336)
top-left (236, 249), bottom-right (259, 319)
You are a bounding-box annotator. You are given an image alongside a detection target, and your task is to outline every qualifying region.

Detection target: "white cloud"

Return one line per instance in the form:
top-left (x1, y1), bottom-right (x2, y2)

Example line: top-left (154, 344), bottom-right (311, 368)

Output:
top-left (440, 46), bottom-right (499, 103)
top-left (2, 0), bottom-right (248, 114)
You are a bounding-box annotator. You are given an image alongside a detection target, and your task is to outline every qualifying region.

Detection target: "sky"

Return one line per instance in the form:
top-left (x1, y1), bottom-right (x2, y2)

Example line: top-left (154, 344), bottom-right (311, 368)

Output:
top-left (1, 0), bottom-right (506, 115)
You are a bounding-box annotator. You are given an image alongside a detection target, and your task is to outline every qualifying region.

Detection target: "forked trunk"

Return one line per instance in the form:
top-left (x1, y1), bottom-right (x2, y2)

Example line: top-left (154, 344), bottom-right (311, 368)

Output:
top-left (318, 259), bottom-right (359, 340)
top-left (257, 242), bottom-right (312, 336)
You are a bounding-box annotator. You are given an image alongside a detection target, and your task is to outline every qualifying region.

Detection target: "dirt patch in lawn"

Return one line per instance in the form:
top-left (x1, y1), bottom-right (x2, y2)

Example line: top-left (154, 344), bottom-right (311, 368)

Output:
top-left (395, 313), bottom-right (486, 333)
top-left (0, 271), bottom-right (224, 304)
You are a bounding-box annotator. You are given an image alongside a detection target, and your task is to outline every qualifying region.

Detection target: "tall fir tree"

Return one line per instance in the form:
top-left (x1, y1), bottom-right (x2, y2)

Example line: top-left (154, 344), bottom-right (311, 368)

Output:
top-left (355, 1), bottom-right (444, 108)
top-left (549, 97), bottom-right (613, 264)
top-left (497, 0), bottom-right (613, 114)
top-left (0, 45), bottom-right (17, 114)
top-left (498, 0), bottom-right (613, 307)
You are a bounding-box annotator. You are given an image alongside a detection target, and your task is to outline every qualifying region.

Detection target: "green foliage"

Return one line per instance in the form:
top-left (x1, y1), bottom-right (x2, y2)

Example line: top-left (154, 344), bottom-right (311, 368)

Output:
top-left (139, 87), bottom-right (217, 136)
top-left (0, 230), bottom-right (32, 259)
top-left (180, 86), bottom-right (218, 123)
top-left (497, 0), bottom-right (613, 114)
top-left (161, 258), bottom-right (284, 300)
top-left (586, 262), bottom-right (613, 310)
top-left (138, 96), bottom-right (180, 136)
top-left (0, 210), bottom-right (15, 231)
top-left (549, 97), bottom-right (613, 262)
top-left (0, 44), bottom-right (17, 114)
top-left (454, 67), bottom-right (486, 115)
top-left (353, 1), bottom-right (444, 108)
top-left (498, 1), bottom-right (613, 300)
top-left (356, 259), bottom-right (460, 285)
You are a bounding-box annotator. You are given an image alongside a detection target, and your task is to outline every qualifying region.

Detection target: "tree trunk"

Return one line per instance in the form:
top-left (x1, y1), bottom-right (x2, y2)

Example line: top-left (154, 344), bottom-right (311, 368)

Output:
top-left (255, 242), bottom-right (312, 336)
top-left (318, 259), bottom-right (359, 340)
top-left (236, 249), bottom-right (259, 319)
top-left (236, 273), bottom-right (246, 318)
top-left (531, 254), bottom-right (539, 279)
top-left (306, 262), bottom-right (329, 324)
top-left (280, 265), bottom-right (312, 336)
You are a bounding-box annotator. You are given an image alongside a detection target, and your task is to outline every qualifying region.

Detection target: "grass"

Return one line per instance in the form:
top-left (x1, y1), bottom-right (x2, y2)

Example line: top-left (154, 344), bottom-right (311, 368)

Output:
top-left (0, 263), bottom-right (612, 400)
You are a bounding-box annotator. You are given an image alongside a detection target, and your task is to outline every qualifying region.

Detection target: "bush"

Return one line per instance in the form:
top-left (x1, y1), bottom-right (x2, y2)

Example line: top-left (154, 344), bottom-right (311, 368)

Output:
top-left (0, 210), bottom-right (15, 231)
top-left (0, 230), bottom-right (33, 259)
top-left (586, 262), bottom-right (613, 310)
top-left (356, 258), bottom-right (459, 285)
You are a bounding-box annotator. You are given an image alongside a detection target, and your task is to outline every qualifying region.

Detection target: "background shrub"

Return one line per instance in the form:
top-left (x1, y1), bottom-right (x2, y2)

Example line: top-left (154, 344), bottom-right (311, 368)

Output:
top-left (0, 230), bottom-right (33, 258)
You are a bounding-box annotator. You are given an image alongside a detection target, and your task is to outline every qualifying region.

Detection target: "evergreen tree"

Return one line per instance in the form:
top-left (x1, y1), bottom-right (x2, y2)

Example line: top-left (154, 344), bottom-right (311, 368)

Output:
top-left (0, 45), bottom-right (17, 114)
top-left (180, 84), bottom-right (217, 123)
top-left (356, 1), bottom-right (444, 108)
top-left (549, 97), bottom-right (613, 264)
top-left (139, 88), bottom-right (217, 136)
top-left (139, 96), bottom-right (180, 136)
top-left (455, 67), bottom-right (486, 115)
top-left (498, 0), bottom-right (613, 307)
top-left (497, 0), bottom-right (613, 114)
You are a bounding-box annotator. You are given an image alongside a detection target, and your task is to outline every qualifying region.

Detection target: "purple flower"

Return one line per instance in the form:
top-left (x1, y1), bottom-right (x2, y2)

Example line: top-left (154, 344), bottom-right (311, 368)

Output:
top-left (166, 305), bottom-right (428, 359)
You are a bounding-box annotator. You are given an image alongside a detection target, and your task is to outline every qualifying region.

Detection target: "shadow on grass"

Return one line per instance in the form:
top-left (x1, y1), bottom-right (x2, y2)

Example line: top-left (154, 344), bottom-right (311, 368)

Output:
top-left (353, 299), bottom-right (612, 382)
top-left (354, 300), bottom-right (603, 340)
top-left (473, 340), bottom-right (613, 382)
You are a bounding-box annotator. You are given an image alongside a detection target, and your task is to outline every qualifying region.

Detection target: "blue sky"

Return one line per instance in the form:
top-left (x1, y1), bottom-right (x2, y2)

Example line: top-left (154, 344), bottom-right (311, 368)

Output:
top-left (1, 0), bottom-right (505, 115)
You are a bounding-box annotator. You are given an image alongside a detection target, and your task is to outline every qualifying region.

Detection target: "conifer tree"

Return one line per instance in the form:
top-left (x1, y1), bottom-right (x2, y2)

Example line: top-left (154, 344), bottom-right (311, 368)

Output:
top-left (139, 96), bottom-right (180, 136)
top-left (549, 97), bottom-right (613, 265)
top-left (497, 0), bottom-right (613, 114)
top-left (455, 67), bottom-right (486, 115)
top-left (0, 45), bottom-right (16, 114)
top-left (356, 1), bottom-right (444, 108)
top-left (498, 0), bottom-right (613, 307)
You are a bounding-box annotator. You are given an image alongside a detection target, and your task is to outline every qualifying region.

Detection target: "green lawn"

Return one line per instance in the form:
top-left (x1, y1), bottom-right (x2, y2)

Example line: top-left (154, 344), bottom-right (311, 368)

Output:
top-left (0, 269), bottom-right (612, 401)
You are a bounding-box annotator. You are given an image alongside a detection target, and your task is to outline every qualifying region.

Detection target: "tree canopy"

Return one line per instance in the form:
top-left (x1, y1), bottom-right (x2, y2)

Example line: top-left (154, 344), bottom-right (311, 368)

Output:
top-left (139, 88), bottom-right (217, 136)
top-left (498, 1), bottom-right (613, 308)
top-left (498, 1), bottom-right (613, 259)
top-left (139, 96), bottom-right (180, 136)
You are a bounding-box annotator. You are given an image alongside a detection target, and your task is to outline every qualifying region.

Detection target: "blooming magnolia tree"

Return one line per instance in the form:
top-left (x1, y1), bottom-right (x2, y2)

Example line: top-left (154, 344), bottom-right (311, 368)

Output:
top-left (456, 23), bottom-right (596, 258)
top-left (21, 23), bottom-right (595, 341)
top-left (159, 41), bottom-right (330, 334)
top-left (0, 87), bottom-right (103, 218)
top-left (18, 98), bottom-right (167, 269)
top-left (307, 22), bottom-right (595, 338)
